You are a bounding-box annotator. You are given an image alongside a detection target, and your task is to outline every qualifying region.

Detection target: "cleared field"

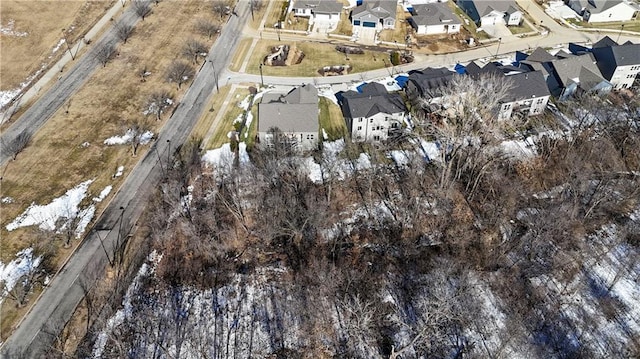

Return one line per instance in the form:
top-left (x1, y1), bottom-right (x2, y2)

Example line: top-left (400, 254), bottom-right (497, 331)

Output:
top-left (0, 1), bottom-right (113, 93)
top-left (319, 97), bottom-right (347, 141)
top-left (246, 40), bottom-right (387, 76)
top-left (0, 0), bottom-right (222, 338)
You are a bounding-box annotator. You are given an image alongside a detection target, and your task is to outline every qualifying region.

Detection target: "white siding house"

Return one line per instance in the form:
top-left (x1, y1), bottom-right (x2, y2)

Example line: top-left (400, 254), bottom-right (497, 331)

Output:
top-left (409, 3), bottom-right (461, 35)
top-left (457, 0), bottom-right (522, 26)
top-left (567, 0), bottom-right (640, 23)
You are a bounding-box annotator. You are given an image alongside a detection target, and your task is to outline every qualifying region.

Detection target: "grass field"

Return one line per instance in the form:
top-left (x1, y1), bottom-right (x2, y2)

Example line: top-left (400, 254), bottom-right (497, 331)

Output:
top-left (205, 88), bottom-right (251, 149)
top-left (319, 98), bottom-right (347, 141)
top-left (578, 20), bottom-right (640, 33)
top-left (284, 12), bottom-right (309, 32)
top-left (192, 85), bottom-right (233, 141)
top-left (0, 0), bottom-right (222, 338)
top-left (265, 0), bottom-right (287, 28)
top-left (0, 0), bottom-right (113, 93)
top-left (246, 40), bottom-right (387, 76)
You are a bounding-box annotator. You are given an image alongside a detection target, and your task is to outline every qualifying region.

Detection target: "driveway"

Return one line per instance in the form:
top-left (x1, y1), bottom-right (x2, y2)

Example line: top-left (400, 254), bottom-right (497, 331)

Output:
top-left (480, 23), bottom-right (512, 39)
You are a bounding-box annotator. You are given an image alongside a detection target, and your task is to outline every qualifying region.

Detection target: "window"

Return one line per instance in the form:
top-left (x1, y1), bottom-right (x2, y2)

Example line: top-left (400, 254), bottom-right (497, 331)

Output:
top-left (358, 118), bottom-right (363, 122)
top-left (535, 98), bottom-right (545, 104)
top-left (391, 122), bottom-right (399, 128)
top-left (353, 20), bottom-right (360, 25)
top-left (373, 135), bottom-right (380, 141)
top-left (306, 134), bottom-right (315, 140)
top-left (370, 118), bottom-right (374, 123)
top-left (357, 126), bottom-right (362, 131)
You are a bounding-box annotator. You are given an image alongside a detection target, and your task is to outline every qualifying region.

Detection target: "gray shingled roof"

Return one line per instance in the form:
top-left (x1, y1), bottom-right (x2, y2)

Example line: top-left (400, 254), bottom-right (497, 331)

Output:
top-left (258, 103), bottom-right (319, 133)
top-left (504, 71), bottom-right (550, 102)
top-left (609, 42), bottom-right (640, 66)
top-left (410, 3), bottom-right (461, 26)
top-left (293, 0), bottom-right (343, 14)
top-left (593, 36), bottom-right (618, 48)
top-left (525, 47), bottom-right (556, 63)
top-left (341, 91), bottom-right (407, 119)
top-left (407, 67), bottom-right (457, 95)
top-left (571, 0), bottom-right (638, 13)
top-left (549, 53), bottom-right (605, 87)
top-left (352, 0), bottom-right (397, 19)
top-left (258, 84), bottom-right (319, 133)
top-left (472, 0), bottom-right (520, 16)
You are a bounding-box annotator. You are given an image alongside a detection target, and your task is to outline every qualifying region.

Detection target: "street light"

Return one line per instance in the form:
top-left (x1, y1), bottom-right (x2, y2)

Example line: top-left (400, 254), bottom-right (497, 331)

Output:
top-left (166, 139), bottom-right (171, 167)
top-left (495, 37), bottom-right (502, 59)
top-left (259, 63), bottom-right (264, 87)
top-left (616, 24), bottom-right (625, 43)
top-left (208, 59), bottom-right (219, 92)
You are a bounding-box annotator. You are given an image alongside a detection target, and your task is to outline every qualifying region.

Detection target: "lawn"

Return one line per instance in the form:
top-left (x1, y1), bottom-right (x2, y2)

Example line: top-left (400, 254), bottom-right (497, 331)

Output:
top-left (319, 98), bottom-right (347, 141)
top-left (0, 0), bottom-right (222, 339)
top-left (229, 38), bottom-right (253, 72)
top-left (265, 0), bottom-right (287, 28)
top-left (205, 88), bottom-right (251, 149)
top-left (244, 102), bottom-right (260, 149)
top-left (331, 9), bottom-right (353, 37)
top-left (378, 6), bottom-right (411, 43)
top-left (246, 40), bottom-right (387, 76)
top-left (0, 0), bottom-right (112, 93)
top-left (509, 21), bottom-right (534, 35)
top-left (448, 1), bottom-right (490, 40)
top-left (192, 85), bottom-right (232, 140)
top-left (580, 20), bottom-right (640, 33)
top-left (284, 12), bottom-right (310, 32)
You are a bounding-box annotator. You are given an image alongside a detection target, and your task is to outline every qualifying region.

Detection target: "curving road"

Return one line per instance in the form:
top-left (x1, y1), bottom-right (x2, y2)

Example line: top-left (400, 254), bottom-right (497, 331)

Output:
top-left (0, 1), bottom-right (251, 357)
top-left (1, 0), bottom-right (639, 356)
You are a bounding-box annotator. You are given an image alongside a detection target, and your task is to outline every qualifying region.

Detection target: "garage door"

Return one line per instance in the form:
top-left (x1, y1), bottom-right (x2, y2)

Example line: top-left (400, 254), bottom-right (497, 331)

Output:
top-left (363, 21), bottom-right (376, 28)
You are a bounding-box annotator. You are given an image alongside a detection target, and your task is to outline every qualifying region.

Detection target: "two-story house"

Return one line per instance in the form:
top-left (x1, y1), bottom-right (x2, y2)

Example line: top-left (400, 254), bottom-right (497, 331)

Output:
top-left (292, 0), bottom-right (343, 23)
top-left (340, 83), bottom-right (408, 142)
top-left (591, 38), bottom-right (640, 89)
top-left (497, 71), bottom-right (550, 120)
top-left (566, 0), bottom-right (640, 23)
top-left (456, 0), bottom-right (522, 26)
top-left (258, 84), bottom-right (319, 151)
top-left (408, 2), bottom-right (462, 35)
top-left (351, 0), bottom-right (397, 30)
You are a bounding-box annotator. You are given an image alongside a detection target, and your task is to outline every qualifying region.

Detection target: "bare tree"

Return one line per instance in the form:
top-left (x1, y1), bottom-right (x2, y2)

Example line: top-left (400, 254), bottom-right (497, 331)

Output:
top-left (114, 20), bottom-right (134, 43)
top-left (144, 90), bottom-right (174, 121)
top-left (2, 130), bottom-right (32, 161)
top-left (165, 61), bottom-right (194, 89)
top-left (95, 42), bottom-right (116, 67)
top-left (212, 0), bottom-right (230, 20)
top-left (195, 18), bottom-right (221, 39)
top-left (132, 0), bottom-right (152, 20)
top-left (129, 118), bottom-right (153, 156)
top-left (182, 38), bottom-right (208, 64)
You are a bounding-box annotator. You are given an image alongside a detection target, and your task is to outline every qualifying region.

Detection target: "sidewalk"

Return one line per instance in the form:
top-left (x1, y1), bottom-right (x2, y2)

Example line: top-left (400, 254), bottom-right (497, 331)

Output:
top-left (2, 0), bottom-right (126, 121)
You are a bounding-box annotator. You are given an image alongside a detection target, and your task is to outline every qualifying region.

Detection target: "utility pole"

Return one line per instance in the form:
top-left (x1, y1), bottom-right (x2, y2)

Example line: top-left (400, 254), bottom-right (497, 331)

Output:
top-left (61, 29), bottom-right (76, 60)
top-left (495, 37), bottom-right (502, 59)
top-left (616, 24), bottom-right (624, 44)
top-left (208, 59), bottom-right (219, 92)
top-left (259, 63), bottom-right (264, 87)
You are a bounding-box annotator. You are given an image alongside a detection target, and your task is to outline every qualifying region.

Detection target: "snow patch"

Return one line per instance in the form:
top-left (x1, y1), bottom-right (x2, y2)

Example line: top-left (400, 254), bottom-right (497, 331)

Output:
top-left (1, 197), bottom-right (14, 204)
top-left (93, 186), bottom-right (112, 202)
top-left (114, 166), bottom-right (124, 178)
top-left (104, 129), bottom-right (154, 146)
top-left (51, 38), bottom-right (65, 53)
top-left (0, 248), bottom-right (42, 302)
top-left (6, 180), bottom-right (94, 232)
top-left (0, 19), bottom-right (28, 37)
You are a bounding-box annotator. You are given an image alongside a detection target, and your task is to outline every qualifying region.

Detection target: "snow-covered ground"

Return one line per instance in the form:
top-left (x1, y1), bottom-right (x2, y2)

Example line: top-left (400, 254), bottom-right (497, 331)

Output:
top-left (0, 248), bottom-right (42, 303)
top-left (104, 129), bottom-right (154, 146)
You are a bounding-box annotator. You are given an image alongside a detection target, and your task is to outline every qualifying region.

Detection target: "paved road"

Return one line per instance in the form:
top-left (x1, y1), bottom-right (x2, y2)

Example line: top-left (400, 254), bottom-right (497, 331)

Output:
top-left (0, 6), bottom-right (140, 166)
top-left (0, 2), bottom-right (251, 357)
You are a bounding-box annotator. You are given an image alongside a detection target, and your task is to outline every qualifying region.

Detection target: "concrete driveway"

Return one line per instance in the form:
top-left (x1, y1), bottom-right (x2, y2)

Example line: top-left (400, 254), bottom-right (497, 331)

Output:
top-left (480, 23), bottom-right (512, 39)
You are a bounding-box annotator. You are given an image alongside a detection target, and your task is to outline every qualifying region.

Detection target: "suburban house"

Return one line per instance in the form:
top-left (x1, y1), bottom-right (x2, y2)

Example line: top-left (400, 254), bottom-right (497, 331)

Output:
top-left (463, 61), bottom-right (550, 119)
top-left (351, 0), bottom-right (398, 29)
top-left (292, 0), bottom-right (343, 22)
top-left (456, 0), bottom-right (523, 26)
top-left (590, 38), bottom-right (640, 89)
top-left (408, 2), bottom-right (462, 35)
top-left (520, 47), bottom-right (612, 100)
top-left (258, 84), bottom-right (319, 151)
top-left (339, 82), bottom-right (407, 142)
top-left (566, 0), bottom-right (640, 22)
top-left (497, 71), bottom-right (550, 120)
top-left (405, 67), bottom-right (458, 106)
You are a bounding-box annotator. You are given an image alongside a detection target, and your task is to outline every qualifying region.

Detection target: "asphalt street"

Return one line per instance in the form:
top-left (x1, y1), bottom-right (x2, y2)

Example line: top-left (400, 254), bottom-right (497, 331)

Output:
top-left (0, 1), bottom-right (250, 357)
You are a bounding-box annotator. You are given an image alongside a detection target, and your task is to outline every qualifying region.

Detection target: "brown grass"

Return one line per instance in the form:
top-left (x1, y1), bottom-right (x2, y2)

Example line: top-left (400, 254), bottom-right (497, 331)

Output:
top-left (247, 40), bottom-right (387, 76)
top-left (265, 0), bottom-right (287, 28)
top-left (378, 6), bottom-right (411, 43)
top-left (192, 84), bottom-right (233, 141)
top-left (331, 9), bottom-right (353, 36)
top-left (319, 97), bottom-right (347, 141)
top-left (0, 0), bottom-right (221, 337)
top-left (205, 88), bottom-right (251, 149)
top-left (0, 1), bottom-right (114, 92)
